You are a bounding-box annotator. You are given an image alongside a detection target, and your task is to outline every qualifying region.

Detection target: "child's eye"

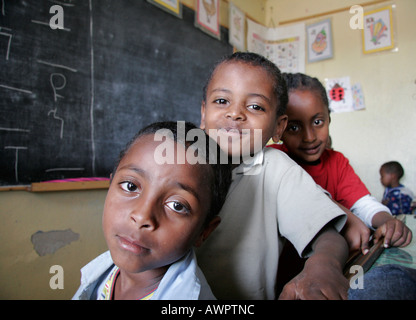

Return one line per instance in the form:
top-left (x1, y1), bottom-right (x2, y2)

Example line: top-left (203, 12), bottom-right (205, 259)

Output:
top-left (165, 201), bottom-right (190, 215)
top-left (247, 104), bottom-right (265, 112)
top-left (119, 181), bottom-right (139, 193)
top-left (214, 98), bottom-right (228, 105)
top-left (287, 124), bottom-right (300, 132)
top-left (313, 119), bottom-right (324, 126)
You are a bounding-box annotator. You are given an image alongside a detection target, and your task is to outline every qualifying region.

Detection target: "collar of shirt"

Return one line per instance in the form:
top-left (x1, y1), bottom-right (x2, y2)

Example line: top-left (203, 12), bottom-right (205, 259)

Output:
top-left (232, 148), bottom-right (264, 179)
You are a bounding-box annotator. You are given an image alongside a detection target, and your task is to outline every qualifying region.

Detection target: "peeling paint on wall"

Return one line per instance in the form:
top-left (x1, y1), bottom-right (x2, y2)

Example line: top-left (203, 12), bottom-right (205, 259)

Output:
top-left (31, 229), bottom-right (80, 256)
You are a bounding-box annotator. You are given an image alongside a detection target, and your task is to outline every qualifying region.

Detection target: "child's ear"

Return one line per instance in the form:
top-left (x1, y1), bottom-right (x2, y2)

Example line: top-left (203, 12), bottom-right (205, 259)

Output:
top-left (271, 114), bottom-right (288, 143)
top-left (200, 101), bottom-right (206, 130)
top-left (194, 216), bottom-right (221, 247)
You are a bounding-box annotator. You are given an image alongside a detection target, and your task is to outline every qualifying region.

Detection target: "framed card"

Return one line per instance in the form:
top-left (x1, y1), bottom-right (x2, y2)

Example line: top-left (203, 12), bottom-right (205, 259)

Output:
top-left (147, 0), bottom-right (182, 18)
top-left (362, 5), bottom-right (395, 54)
top-left (306, 18), bottom-right (333, 63)
top-left (195, 0), bottom-right (220, 39)
top-left (229, 2), bottom-right (245, 51)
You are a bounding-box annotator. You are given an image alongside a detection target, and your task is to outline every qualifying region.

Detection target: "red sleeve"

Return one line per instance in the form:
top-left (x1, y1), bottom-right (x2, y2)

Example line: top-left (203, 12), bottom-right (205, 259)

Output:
top-left (328, 150), bottom-right (370, 209)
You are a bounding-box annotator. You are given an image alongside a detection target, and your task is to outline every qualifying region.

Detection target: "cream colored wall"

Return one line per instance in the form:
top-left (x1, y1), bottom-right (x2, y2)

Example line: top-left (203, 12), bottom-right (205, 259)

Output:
top-left (0, 190), bottom-right (108, 299)
top-left (266, 0), bottom-right (416, 200)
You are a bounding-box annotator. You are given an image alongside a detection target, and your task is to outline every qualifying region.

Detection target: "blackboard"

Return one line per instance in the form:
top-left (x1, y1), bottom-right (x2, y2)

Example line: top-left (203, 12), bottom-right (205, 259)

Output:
top-left (0, 0), bottom-right (232, 186)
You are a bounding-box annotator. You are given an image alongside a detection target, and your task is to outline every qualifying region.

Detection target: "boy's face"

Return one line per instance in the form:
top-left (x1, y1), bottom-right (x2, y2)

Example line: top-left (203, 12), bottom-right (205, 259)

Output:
top-left (102, 134), bottom-right (218, 275)
top-left (200, 61), bottom-right (287, 158)
top-left (379, 167), bottom-right (395, 188)
top-left (282, 90), bottom-right (330, 164)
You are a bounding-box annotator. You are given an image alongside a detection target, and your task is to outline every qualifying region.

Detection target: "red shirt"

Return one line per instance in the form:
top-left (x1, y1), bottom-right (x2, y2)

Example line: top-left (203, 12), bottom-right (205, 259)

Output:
top-left (268, 144), bottom-right (369, 209)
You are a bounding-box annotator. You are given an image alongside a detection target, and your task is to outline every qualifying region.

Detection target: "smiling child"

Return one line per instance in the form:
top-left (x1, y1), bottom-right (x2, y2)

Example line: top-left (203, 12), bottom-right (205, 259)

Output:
top-left (269, 72), bottom-right (412, 251)
top-left (197, 52), bottom-right (349, 300)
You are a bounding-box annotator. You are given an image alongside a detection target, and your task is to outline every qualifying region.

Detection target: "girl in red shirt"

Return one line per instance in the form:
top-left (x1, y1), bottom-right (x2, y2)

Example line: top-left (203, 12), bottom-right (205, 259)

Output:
top-left (269, 73), bottom-right (412, 252)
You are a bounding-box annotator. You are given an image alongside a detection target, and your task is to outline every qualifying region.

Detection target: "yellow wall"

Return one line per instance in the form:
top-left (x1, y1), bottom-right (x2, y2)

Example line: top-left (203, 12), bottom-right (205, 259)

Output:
top-left (0, 190), bottom-right (108, 299)
top-left (1, 0), bottom-right (415, 300)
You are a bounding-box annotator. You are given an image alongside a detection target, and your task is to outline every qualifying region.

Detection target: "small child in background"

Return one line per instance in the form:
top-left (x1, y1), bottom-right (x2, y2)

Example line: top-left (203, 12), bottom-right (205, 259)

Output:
top-left (380, 161), bottom-right (415, 215)
top-left (73, 121), bottom-right (232, 300)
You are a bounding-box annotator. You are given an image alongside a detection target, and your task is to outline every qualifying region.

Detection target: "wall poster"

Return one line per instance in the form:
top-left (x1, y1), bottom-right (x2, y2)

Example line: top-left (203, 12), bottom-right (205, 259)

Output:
top-left (306, 18), bottom-right (333, 63)
top-left (195, 0), bottom-right (221, 39)
top-left (362, 5), bottom-right (395, 54)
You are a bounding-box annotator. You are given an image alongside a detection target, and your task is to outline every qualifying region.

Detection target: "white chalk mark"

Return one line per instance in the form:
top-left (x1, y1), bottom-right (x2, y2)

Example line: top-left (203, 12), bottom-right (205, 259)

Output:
top-left (0, 84), bottom-right (32, 94)
top-left (48, 0), bottom-right (75, 7)
top-left (45, 168), bottom-right (84, 172)
top-left (50, 73), bottom-right (66, 102)
top-left (37, 59), bottom-right (77, 73)
top-left (4, 146), bottom-right (27, 150)
top-left (30, 20), bottom-right (50, 27)
top-left (89, 0), bottom-right (96, 176)
top-left (5, 146), bottom-right (28, 182)
top-left (0, 31), bottom-right (12, 60)
top-left (31, 19), bottom-right (71, 32)
top-left (0, 127), bottom-right (30, 133)
top-left (48, 108), bottom-right (64, 139)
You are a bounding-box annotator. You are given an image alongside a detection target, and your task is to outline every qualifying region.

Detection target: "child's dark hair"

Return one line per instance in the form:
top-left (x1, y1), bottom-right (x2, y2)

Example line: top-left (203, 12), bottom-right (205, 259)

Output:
top-left (202, 51), bottom-right (288, 117)
top-left (112, 121), bottom-right (232, 223)
top-left (381, 161), bottom-right (405, 180)
top-left (283, 73), bottom-right (330, 113)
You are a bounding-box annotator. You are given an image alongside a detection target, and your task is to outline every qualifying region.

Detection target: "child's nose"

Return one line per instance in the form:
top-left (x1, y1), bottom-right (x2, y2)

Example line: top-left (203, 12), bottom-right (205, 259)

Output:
top-left (225, 103), bottom-right (246, 121)
top-left (303, 126), bottom-right (316, 142)
top-left (129, 198), bottom-right (157, 230)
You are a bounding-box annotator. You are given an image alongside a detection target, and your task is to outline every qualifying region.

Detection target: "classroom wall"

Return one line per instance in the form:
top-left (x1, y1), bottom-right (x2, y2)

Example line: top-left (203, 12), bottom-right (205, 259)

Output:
top-left (267, 0), bottom-right (416, 200)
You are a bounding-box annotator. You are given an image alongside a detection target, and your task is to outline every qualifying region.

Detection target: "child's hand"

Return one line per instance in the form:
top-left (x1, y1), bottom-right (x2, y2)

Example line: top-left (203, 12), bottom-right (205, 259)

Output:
top-left (279, 227), bottom-right (349, 300)
top-left (278, 253), bottom-right (349, 300)
top-left (340, 205), bottom-right (371, 255)
top-left (373, 218), bottom-right (412, 248)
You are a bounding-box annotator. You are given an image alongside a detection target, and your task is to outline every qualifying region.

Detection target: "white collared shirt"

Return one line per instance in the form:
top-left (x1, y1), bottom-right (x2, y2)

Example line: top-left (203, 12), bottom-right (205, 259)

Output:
top-left (197, 147), bottom-right (347, 299)
top-left (72, 249), bottom-right (215, 300)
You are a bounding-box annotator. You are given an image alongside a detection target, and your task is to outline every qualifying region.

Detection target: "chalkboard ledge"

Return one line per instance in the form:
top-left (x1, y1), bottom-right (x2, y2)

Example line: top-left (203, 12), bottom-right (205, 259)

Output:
top-left (0, 178), bottom-right (110, 192)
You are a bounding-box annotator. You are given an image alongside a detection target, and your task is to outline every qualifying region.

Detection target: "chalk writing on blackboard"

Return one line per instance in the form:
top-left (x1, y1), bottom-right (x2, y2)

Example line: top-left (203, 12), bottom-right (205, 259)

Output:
top-left (4, 146), bottom-right (27, 183)
top-left (0, 1), bottom-right (232, 186)
top-left (1, 0), bottom-right (96, 185)
top-left (0, 27), bottom-right (11, 60)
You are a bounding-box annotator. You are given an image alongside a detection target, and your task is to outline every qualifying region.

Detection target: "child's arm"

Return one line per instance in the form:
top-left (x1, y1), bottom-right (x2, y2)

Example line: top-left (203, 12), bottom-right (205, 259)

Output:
top-left (372, 211), bottom-right (412, 248)
top-left (338, 202), bottom-right (371, 255)
top-left (279, 226), bottom-right (349, 300)
top-left (351, 195), bottom-right (412, 248)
